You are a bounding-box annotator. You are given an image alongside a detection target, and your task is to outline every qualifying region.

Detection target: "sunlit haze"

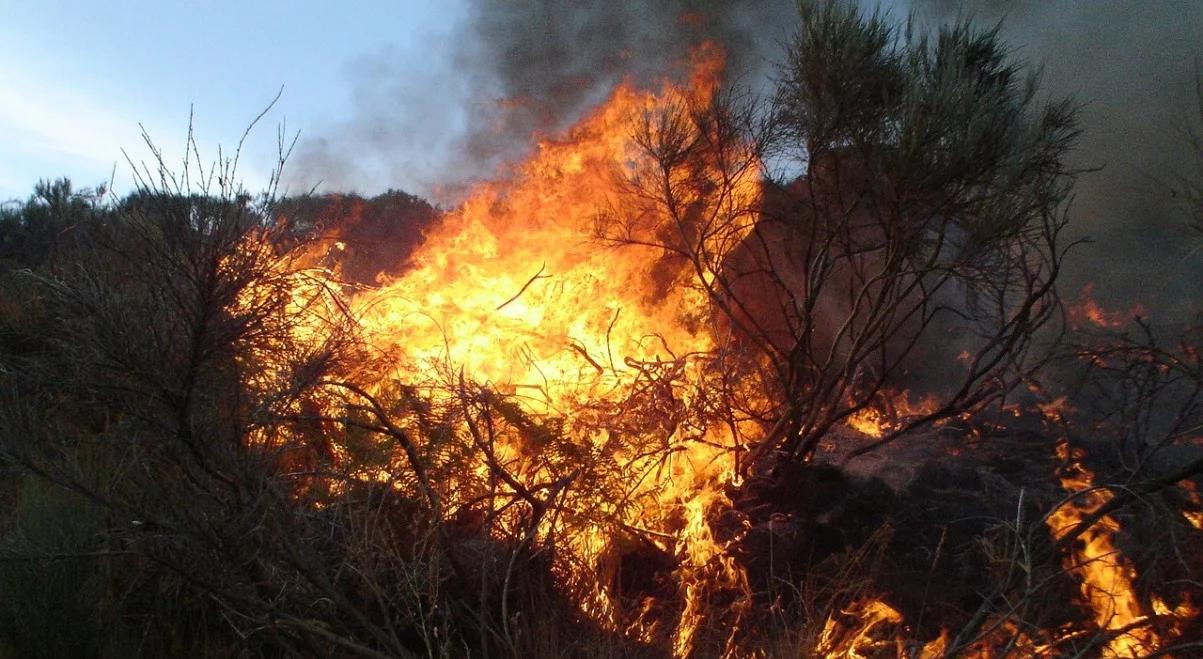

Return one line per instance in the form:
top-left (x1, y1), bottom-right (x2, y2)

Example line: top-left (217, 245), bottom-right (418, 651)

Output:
top-left (0, 0), bottom-right (467, 199)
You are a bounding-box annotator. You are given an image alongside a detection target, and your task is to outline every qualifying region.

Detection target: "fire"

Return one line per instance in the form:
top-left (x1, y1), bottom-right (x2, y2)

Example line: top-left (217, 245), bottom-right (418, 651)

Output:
top-left (316, 40), bottom-right (971, 657)
top-left (816, 598), bottom-right (904, 658)
top-left (1068, 283), bottom-right (1143, 329)
top-left (324, 43), bottom-right (758, 652)
top-left (356, 45), bottom-right (739, 415)
top-left (1045, 441), bottom-right (1158, 657)
top-left (257, 33), bottom-right (1201, 659)
top-left (1181, 480), bottom-right (1203, 530)
top-left (845, 391), bottom-right (939, 439)
top-left (815, 599), bottom-right (948, 659)
top-left (672, 477), bottom-right (750, 658)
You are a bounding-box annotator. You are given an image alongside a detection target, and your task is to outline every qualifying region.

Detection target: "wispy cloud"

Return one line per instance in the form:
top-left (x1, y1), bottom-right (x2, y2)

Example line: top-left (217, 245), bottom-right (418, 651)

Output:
top-left (0, 70), bottom-right (140, 160)
top-left (0, 67), bottom-right (149, 197)
top-left (0, 68), bottom-right (280, 199)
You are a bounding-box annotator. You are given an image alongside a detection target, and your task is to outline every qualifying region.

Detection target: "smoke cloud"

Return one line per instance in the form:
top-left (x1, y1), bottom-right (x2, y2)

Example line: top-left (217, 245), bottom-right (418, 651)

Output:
top-left (286, 0), bottom-right (796, 202)
top-left (291, 1), bottom-right (1203, 322)
top-left (912, 0), bottom-right (1203, 322)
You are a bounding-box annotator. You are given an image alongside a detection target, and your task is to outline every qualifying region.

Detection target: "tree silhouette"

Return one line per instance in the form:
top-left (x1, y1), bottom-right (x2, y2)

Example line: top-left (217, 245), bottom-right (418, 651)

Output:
top-left (607, 2), bottom-right (1079, 476)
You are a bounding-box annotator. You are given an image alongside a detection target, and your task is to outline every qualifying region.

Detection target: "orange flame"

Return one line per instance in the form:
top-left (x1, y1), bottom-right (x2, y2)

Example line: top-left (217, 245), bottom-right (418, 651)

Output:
top-left (1045, 441), bottom-right (1158, 656)
top-left (332, 43), bottom-right (757, 652)
top-left (1180, 480), bottom-right (1203, 531)
top-left (817, 598), bottom-right (904, 658)
top-left (1068, 283), bottom-right (1144, 330)
top-left (845, 390), bottom-right (939, 438)
top-left (258, 34), bottom-right (1203, 657)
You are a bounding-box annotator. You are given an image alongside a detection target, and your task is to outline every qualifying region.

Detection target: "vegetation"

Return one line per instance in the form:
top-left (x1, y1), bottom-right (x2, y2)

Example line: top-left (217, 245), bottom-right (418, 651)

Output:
top-left (0, 3), bottom-right (1200, 657)
top-left (607, 3), bottom-right (1078, 474)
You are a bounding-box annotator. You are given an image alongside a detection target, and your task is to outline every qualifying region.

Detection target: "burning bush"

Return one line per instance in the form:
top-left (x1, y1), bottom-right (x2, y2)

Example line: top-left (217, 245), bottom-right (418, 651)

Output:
top-left (0, 2), bottom-right (1201, 658)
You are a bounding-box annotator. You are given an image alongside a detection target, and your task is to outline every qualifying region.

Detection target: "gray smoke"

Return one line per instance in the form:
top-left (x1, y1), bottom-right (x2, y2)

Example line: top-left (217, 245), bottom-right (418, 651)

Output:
top-left (286, 1), bottom-right (796, 203)
top-left (911, 0), bottom-right (1203, 323)
top-left (290, 1), bottom-right (1203, 322)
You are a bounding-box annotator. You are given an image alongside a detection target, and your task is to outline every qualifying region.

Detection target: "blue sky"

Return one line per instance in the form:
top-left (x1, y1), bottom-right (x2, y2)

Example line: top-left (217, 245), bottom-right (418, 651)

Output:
top-left (0, 0), bottom-right (468, 200)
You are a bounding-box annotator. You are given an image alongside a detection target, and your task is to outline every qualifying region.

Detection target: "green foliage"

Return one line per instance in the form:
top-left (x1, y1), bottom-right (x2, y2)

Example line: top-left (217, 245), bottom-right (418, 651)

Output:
top-left (779, 2), bottom-right (904, 150)
top-left (780, 1), bottom-right (1080, 261)
top-left (0, 178), bottom-right (108, 269)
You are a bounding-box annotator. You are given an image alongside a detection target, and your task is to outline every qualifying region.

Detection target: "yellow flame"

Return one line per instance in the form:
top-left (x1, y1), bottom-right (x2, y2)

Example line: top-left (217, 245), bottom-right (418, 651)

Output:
top-left (331, 43), bottom-right (757, 653)
top-left (846, 391), bottom-right (939, 438)
top-left (1180, 480), bottom-right (1203, 531)
top-left (1046, 441), bottom-right (1157, 657)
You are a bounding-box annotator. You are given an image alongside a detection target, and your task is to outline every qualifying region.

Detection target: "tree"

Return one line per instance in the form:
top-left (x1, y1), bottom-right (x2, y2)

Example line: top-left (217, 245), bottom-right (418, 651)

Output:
top-left (606, 1), bottom-right (1079, 477)
top-left (0, 178), bottom-right (108, 268)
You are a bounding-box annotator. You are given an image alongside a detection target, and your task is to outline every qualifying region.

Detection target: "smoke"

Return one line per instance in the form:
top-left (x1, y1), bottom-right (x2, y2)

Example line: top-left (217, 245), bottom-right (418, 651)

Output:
top-left (910, 0), bottom-right (1203, 323)
top-left (286, 0), bottom-right (796, 203)
top-left (450, 1), bottom-right (794, 175)
top-left (291, 1), bottom-right (1203, 322)
top-left (283, 34), bottom-right (477, 200)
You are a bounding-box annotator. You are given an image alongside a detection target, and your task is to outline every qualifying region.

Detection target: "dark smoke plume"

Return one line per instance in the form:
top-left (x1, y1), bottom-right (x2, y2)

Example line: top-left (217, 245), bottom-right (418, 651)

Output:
top-left (291, 0), bottom-right (1203, 323)
top-left (286, 1), bottom-right (795, 202)
top-left (912, 0), bottom-right (1203, 323)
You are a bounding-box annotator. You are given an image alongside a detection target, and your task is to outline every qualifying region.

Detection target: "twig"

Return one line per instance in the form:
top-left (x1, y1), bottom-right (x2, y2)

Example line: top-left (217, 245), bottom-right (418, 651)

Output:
top-left (496, 263), bottom-right (549, 311)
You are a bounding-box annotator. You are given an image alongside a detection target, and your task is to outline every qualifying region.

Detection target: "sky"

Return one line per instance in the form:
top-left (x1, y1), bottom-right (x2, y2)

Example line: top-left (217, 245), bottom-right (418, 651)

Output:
top-left (0, 0), bottom-right (468, 200)
top-left (4, 0), bottom-right (1203, 317)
